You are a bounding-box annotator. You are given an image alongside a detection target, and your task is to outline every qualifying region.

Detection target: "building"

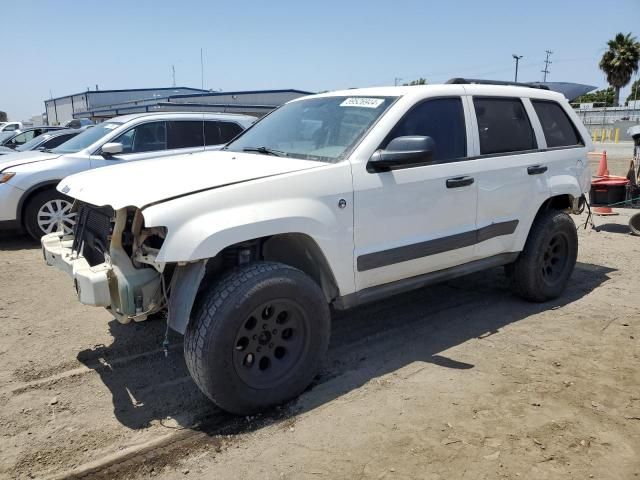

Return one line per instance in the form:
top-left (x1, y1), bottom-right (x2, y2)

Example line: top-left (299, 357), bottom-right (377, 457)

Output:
top-left (44, 87), bottom-right (208, 125)
top-left (45, 88), bottom-right (313, 124)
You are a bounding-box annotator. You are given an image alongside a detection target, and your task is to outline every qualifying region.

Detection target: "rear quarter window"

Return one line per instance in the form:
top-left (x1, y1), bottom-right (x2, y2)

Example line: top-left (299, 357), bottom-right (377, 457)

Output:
top-left (532, 100), bottom-right (583, 148)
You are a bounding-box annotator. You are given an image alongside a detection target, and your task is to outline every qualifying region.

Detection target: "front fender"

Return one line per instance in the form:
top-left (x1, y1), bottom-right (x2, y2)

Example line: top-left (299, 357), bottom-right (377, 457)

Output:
top-left (142, 162), bottom-right (356, 296)
top-left (167, 260), bottom-right (207, 334)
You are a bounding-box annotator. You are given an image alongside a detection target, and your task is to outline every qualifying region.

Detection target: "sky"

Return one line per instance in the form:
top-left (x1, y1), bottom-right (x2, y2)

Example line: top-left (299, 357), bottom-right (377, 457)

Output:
top-left (2, 0), bottom-right (639, 121)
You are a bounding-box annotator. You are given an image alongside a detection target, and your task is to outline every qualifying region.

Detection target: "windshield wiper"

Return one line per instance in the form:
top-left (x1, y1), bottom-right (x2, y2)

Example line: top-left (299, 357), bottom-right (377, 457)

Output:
top-left (242, 146), bottom-right (287, 157)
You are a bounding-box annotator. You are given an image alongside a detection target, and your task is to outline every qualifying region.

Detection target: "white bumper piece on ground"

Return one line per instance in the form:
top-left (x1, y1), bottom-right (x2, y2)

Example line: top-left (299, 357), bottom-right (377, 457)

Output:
top-left (41, 232), bottom-right (112, 307)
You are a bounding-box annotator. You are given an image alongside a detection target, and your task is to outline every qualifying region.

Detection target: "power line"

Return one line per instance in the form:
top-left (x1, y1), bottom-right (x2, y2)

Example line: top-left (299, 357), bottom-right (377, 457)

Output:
top-left (541, 50), bottom-right (553, 82)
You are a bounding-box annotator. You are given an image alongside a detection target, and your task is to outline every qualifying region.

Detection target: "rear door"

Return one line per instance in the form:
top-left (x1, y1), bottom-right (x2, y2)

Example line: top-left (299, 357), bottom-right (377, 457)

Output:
top-left (470, 96), bottom-right (550, 259)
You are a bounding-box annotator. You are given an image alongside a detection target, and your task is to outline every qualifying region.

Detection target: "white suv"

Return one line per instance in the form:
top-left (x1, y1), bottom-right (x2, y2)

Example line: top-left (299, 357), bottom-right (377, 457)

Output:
top-left (43, 81), bottom-right (592, 415)
top-left (0, 112), bottom-right (255, 238)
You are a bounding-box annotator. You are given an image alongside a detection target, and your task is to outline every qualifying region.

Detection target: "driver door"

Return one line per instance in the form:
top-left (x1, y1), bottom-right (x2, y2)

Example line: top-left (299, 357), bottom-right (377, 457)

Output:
top-left (90, 121), bottom-right (172, 168)
top-left (352, 96), bottom-right (479, 290)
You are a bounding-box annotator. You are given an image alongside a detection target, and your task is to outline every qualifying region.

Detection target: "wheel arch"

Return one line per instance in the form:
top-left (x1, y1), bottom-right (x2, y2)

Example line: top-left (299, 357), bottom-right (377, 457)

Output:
top-left (16, 180), bottom-right (63, 226)
top-left (167, 232), bottom-right (340, 335)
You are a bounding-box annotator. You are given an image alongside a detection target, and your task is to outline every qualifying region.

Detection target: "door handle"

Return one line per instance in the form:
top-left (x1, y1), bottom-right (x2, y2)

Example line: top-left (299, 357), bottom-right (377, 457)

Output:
top-left (446, 176), bottom-right (474, 188)
top-left (527, 165), bottom-right (548, 175)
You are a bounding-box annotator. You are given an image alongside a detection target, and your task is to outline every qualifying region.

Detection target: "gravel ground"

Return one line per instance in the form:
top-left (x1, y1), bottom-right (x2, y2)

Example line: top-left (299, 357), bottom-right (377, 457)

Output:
top-left (0, 210), bottom-right (639, 479)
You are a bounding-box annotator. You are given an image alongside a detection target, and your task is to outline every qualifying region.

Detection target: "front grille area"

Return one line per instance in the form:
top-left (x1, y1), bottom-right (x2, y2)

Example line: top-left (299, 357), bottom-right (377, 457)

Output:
top-left (72, 203), bottom-right (115, 266)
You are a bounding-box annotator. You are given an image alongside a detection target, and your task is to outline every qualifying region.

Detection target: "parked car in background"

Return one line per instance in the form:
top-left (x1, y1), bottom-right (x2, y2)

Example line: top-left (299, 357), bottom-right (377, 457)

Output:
top-left (64, 118), bottom-right (94, 129)
top-left (0, 129), bottom-right (82, 155)
top-left (0, 121), bottom-right (23, 133)
top-left (0, 112), bottom-right (255, 238)
top-left (0, 126), bottom-right (65, 149)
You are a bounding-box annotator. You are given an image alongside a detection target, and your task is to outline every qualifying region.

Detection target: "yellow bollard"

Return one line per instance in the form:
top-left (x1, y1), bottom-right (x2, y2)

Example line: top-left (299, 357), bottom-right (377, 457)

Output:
top-left (614, 128), bottom-right (619, 143)
top-left (602, 129), bottom-right (607, 143)
top-left (593, 130), bottom-right (599, 142)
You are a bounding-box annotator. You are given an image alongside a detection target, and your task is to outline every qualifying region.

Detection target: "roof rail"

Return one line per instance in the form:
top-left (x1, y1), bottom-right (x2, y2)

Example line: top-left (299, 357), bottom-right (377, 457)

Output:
top-left (446, 78), bottom-right (549, 90)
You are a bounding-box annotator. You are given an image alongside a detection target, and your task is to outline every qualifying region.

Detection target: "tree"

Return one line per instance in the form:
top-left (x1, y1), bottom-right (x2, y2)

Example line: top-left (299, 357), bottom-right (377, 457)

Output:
top-left (403, 78), bottom-right (427, 86)
top-left (0, 111), bottom-right (7, 122)
top-left (574, 87), bottom-right (615, 106)
top-left (626, 78), bottom-right (640, 104)
top-left (599, 32), bottom-right (640, 106)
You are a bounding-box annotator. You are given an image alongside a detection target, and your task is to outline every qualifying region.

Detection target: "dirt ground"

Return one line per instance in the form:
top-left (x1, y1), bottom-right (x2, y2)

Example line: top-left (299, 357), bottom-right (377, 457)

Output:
top-left (0, 151), bottom-right (639, 479)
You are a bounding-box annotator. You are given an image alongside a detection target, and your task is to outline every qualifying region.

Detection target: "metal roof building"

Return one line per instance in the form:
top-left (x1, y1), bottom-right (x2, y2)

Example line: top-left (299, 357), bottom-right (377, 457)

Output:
top-left (44, 87), bottom-right (208, 125)
top-left (45, 88), bottom-right (313, 124)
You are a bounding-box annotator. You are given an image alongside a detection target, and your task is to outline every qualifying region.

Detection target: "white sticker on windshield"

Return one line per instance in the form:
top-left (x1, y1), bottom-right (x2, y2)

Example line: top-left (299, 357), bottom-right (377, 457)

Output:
top-left (340, 97), bottom-right (385, 108)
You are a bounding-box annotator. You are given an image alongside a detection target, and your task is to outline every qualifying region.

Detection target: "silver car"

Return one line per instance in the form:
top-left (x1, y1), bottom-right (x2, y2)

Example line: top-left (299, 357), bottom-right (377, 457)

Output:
top-left (0, 112), bottom-right (255, 239)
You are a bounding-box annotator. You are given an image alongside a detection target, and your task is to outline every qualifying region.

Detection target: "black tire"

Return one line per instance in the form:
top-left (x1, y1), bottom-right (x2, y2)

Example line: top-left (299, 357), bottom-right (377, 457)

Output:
top-left (184, 261), bottom-right (330, 415)
top-left (630, 212), bottom-right (640, 236)
top-left (23, 189), bottom-right (75, 240)
top-left (511, 210), bottom-right (578, 302)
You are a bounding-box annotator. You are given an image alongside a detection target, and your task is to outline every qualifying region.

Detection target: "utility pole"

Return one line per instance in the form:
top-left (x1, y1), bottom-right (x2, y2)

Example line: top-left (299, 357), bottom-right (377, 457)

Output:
top-left (171, 65), bottom-right (176, 87)
top-left (541, 50), bottom-right (553, 82)
top-left (394, 77), bottom-right (403, 86)
top-left (512, 54), bottom-right (523, 82)
top-left (200, 48), bottom-right (204, 90)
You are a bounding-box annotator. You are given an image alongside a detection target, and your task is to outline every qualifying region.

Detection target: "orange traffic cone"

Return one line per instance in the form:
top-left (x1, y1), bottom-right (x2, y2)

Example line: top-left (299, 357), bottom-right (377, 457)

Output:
top-left (592, 205), bottom-right (618, 216)
top-left (596, 150), bottom-right (609, 177)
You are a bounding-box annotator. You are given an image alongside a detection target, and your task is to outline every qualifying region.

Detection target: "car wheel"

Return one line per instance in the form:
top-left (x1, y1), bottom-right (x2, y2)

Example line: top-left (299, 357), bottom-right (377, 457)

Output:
top-left (630, 212), bottom-right (640, 236)
top-left (184, 261), bottom-right (330, 415)
top-left (24, 189), bottom-right (76, 240)
top-left (511, 209), bottom-right (578, 302)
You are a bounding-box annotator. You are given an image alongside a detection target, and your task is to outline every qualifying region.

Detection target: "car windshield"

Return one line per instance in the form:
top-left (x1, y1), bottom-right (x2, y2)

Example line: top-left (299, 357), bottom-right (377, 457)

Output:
top-left (16, 133), bottom-right (50, 151)
top-left (51, 122), bottom-right (122, 154)
top-left (226, 96), bottom-right (397, 162)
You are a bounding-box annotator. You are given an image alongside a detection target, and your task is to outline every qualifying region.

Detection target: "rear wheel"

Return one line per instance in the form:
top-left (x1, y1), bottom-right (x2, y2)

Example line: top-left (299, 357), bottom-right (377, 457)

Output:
top-left (511, 210), bottom-right (578, 302)
top-left (23, 189), bottom-right (76, 240)
top-left (184, 261), bottom-right (330, 415)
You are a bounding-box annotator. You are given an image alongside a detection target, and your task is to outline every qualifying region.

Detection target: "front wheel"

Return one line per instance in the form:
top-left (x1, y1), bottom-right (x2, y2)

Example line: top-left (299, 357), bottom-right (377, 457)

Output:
top-left (184, 262), bottom-right (330, 415)
top-left (510, 210), bottom-right (578, 302)
top-left (23, 189), bottom-right (76, 240)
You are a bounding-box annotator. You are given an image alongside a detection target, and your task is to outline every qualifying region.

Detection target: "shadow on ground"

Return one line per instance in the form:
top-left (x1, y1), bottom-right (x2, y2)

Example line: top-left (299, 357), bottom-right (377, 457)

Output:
top-left (0, 231), bottom-right (38, 251)
top-left (76, 261), bottom-right (615, 435)
top-left (593, 222), bottom-right (632, 235)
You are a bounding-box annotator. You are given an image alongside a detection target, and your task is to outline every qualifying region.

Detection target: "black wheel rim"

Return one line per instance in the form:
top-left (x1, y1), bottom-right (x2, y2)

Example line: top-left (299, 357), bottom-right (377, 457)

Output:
top-left (541, 232), bottom-right (569, 284)
top-left (233, 299), bottom-right (309, 389)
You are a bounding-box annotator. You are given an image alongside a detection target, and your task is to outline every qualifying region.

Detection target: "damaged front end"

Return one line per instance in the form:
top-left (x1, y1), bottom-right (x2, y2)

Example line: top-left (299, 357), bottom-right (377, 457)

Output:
top-left (42, 202), bottom-right (167, 324)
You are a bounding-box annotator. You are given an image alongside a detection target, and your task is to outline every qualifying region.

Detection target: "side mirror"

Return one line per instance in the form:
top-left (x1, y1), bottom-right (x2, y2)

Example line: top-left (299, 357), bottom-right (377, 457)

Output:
top-left (367, 136), bottom-right (435, 172)
top-left (101, 142), bottom-right (123, 157)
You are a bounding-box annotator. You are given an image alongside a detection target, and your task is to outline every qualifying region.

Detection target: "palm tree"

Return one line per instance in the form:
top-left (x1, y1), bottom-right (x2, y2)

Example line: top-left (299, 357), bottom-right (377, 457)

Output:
top-left (599, 32), bottom-right (640, 106)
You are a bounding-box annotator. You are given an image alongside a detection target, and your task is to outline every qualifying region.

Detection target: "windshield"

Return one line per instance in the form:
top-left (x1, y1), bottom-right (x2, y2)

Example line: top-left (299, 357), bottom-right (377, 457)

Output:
top-left (226, 96), bottom-right (397, 162)
top-left (16, 133), bottom-right (50, 151)
top-left (51, 122), bottom-right (121, 154)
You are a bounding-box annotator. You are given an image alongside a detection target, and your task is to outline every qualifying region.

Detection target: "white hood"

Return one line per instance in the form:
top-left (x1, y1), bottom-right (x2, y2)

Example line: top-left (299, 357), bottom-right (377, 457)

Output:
top-left (0, 150), bottom-right (62, 171)
top-left (57, 150), bottom-right (323, 210)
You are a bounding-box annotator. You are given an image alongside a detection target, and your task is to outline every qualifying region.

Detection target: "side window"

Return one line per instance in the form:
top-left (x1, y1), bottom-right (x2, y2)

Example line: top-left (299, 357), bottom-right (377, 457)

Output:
top-left (5, 124), bottom-right (18, 131)
top-left (473, 98), bottom-right (536, 155)
top-left (167, 121), bottom-right (204, 149)
top-left (384, 98), bottom-right (467, 162)
top-left (44, 134), bottom-right (76, 149)
top-left (218, 122), bottom-right (243, 143)
top-left (204, 121), bottom-right (222, 145)
top-left (532, 100), bottom-right (583, 148)
top-left (11, 131), bottom-right (34, 145)
top-left (114, 122), bottom-right (167, 153)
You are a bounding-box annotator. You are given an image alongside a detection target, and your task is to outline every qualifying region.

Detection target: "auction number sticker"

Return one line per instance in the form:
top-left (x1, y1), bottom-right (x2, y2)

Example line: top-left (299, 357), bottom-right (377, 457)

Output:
top-left (340, 97), bottom-right (385, 108)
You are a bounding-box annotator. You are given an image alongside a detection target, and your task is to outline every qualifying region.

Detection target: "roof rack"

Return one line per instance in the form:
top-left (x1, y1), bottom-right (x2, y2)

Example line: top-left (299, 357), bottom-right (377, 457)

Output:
top-left (446, 78), bottom-right (549, 90)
